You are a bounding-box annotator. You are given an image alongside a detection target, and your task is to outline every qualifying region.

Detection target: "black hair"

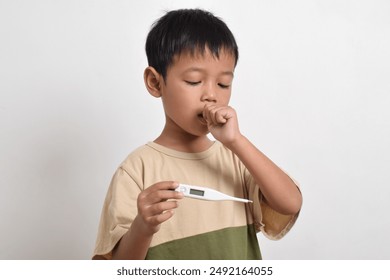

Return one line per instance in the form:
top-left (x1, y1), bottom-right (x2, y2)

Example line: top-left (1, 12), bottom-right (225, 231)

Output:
top-left (145, 9), bottom-right (239, 80)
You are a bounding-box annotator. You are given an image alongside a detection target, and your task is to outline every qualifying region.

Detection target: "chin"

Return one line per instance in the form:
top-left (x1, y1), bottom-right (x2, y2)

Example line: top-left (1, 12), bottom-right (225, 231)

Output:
top-left (188, 127), bottom-right (209, 138)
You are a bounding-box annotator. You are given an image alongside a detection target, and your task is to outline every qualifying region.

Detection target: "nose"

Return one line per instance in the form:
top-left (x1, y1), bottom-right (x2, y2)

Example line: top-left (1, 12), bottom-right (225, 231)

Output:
top-left (201, 84), bottom-right (217, 103)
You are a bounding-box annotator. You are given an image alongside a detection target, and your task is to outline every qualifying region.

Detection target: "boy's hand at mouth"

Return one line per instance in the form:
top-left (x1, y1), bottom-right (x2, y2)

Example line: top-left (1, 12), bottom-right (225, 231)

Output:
top-left (202, 104), bottom-right (243, 147)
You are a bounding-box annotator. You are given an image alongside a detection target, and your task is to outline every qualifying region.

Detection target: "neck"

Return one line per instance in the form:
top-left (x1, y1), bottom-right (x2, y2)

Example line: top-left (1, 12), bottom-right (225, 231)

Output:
top-left (154, 128), bottom-right (213, 153)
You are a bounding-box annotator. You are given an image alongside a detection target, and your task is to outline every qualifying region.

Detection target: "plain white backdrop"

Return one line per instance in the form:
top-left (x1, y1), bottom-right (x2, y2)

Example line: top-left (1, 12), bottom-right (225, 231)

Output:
top-left (1, 0), bottom-right (389, 259)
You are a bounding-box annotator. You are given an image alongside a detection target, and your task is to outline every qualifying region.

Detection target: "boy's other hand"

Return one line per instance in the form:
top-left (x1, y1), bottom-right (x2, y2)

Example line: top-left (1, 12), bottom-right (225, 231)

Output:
top-left (203, 104), bottom-right (242, 146)
top-left (136, 181), bottom-right (183, 236)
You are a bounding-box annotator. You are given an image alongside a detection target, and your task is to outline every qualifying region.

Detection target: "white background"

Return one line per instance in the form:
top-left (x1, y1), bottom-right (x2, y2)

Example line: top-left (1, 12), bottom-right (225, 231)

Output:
top-left (1, 0), bottom-right (389, 259)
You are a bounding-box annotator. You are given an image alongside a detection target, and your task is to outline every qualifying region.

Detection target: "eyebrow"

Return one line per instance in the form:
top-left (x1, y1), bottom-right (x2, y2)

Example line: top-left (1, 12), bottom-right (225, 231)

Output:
top-left (183, 67), bottom-right (234, 77)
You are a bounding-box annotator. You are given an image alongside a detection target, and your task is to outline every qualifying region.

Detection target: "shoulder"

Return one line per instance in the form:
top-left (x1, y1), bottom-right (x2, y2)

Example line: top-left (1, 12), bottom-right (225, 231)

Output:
top-left (107, 144), bottom-right (158, 191)
top-left (122, 143), bottom-right (155, 161)
top-left (119, 143), bottom-right (157, 172)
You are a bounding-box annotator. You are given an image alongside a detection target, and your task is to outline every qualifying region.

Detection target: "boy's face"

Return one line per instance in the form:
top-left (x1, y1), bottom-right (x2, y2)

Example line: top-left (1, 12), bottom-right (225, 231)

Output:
top-left (159, 48), bottom-right (236, 137)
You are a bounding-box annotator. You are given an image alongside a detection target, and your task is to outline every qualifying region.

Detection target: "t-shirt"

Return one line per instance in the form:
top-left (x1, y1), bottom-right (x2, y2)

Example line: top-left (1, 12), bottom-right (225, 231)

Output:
top-left (93, 141), bottom-right (299, 259)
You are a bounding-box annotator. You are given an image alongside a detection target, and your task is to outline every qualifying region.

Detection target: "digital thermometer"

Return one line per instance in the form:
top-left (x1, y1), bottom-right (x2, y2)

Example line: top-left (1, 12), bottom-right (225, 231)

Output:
top-left (175, 184), bottom-right (252, 203)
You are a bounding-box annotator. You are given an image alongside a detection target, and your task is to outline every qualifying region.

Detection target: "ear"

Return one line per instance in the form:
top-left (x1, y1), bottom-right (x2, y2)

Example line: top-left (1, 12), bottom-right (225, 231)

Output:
top-left (144, 66), bottom-right (163, 98)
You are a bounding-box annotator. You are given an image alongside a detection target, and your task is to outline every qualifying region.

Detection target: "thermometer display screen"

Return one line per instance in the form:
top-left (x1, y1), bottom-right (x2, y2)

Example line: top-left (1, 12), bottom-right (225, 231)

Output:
top-left (189, 189), bottom-right (205, 197)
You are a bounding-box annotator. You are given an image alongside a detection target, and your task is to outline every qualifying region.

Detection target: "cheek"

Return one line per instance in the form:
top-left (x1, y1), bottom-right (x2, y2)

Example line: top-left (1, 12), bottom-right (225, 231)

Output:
top-left (162, 90), bottom-right (195, 115)
top-left (219, 92), bottom-right (232, 105)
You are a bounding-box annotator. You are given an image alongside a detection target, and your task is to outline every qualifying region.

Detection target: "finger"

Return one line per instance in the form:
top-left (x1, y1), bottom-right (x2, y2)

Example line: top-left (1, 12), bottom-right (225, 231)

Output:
top-left (142, 181), bottom-right (179, 196)
top-left (147, 210), bottom-right (175, 226)
top-left (209, 106), bottom-right (221, 125)
top-left (205, 105), bottom-right (231, 126)
top-left (141, 200), bottom-right (179, 219)
top-left (151, 200), bottom-right (179, 215)
top-left (214, 108), bottom-right (230, 124)
top-left (143, 189), bottom-right (183, 205)
top-left (203, 104), bottom-right (218, 125)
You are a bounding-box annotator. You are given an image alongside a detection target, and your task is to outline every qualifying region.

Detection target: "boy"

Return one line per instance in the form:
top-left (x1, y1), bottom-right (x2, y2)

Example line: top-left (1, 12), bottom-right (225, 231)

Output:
top-left (93, 9), bottom-right (302, 260)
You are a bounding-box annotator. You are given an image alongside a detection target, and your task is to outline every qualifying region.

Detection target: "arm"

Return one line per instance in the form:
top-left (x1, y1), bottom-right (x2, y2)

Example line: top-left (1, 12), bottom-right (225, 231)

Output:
top-left (226, 135), bottom-right (302, 215)
top-left (112, 181), bottom-right (183, 259)
top-left (203, 105), bottom-right (302, 215)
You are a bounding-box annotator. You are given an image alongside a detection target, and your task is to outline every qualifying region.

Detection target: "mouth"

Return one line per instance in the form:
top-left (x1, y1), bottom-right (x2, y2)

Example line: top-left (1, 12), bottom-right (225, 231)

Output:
top-left (197, 113), bottom-right (207, 125)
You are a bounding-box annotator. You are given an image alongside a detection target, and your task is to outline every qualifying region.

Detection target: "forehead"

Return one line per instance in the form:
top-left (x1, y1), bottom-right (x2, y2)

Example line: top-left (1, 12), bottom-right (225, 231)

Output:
top-left (169, 48), bottom-right (236, 73)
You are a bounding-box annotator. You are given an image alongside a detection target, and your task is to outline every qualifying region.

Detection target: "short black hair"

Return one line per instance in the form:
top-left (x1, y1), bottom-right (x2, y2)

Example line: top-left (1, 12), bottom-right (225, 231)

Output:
top-left (145, 9), bottom-right (239, 80)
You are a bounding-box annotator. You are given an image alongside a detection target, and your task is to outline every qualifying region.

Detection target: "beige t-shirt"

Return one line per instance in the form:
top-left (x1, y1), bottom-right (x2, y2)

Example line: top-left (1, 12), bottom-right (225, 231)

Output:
top-left (93, 141), bottom-right (300, 259)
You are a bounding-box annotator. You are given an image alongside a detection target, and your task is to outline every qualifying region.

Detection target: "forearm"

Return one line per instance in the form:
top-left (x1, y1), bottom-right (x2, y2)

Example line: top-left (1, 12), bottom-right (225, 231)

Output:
top-left (226, 135), bottom-right (302, 215)
top-left (112, 215), bottom-right (153, 260)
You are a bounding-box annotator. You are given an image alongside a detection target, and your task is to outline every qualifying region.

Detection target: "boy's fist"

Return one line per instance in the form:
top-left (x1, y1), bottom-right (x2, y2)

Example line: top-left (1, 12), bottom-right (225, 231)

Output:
top-left (203, 104), bottom-right (242, 145)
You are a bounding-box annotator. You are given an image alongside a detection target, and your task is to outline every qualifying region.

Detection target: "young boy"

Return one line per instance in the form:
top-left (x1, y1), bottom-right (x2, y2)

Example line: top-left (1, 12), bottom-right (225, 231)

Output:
top-left (93, 9), bottom-right (302, 260)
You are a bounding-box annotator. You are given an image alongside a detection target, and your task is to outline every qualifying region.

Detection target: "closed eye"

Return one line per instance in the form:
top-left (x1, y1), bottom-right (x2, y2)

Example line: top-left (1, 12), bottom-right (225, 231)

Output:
top-left (218, 83), bottom-right (230, 89)
top-left (185, 80), bottom-right (201, 86)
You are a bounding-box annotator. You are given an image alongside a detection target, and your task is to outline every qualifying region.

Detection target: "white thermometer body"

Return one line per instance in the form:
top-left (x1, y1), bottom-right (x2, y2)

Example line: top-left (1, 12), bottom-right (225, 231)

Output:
top-left (175, 184), bottom-right (252, 203)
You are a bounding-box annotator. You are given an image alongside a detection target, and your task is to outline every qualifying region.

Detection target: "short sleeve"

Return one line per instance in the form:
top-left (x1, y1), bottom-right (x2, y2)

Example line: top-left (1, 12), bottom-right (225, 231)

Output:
top-left (245, 169), bottom-right (301, 240)
top-left (92, 167), bottom-right (141, 259)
